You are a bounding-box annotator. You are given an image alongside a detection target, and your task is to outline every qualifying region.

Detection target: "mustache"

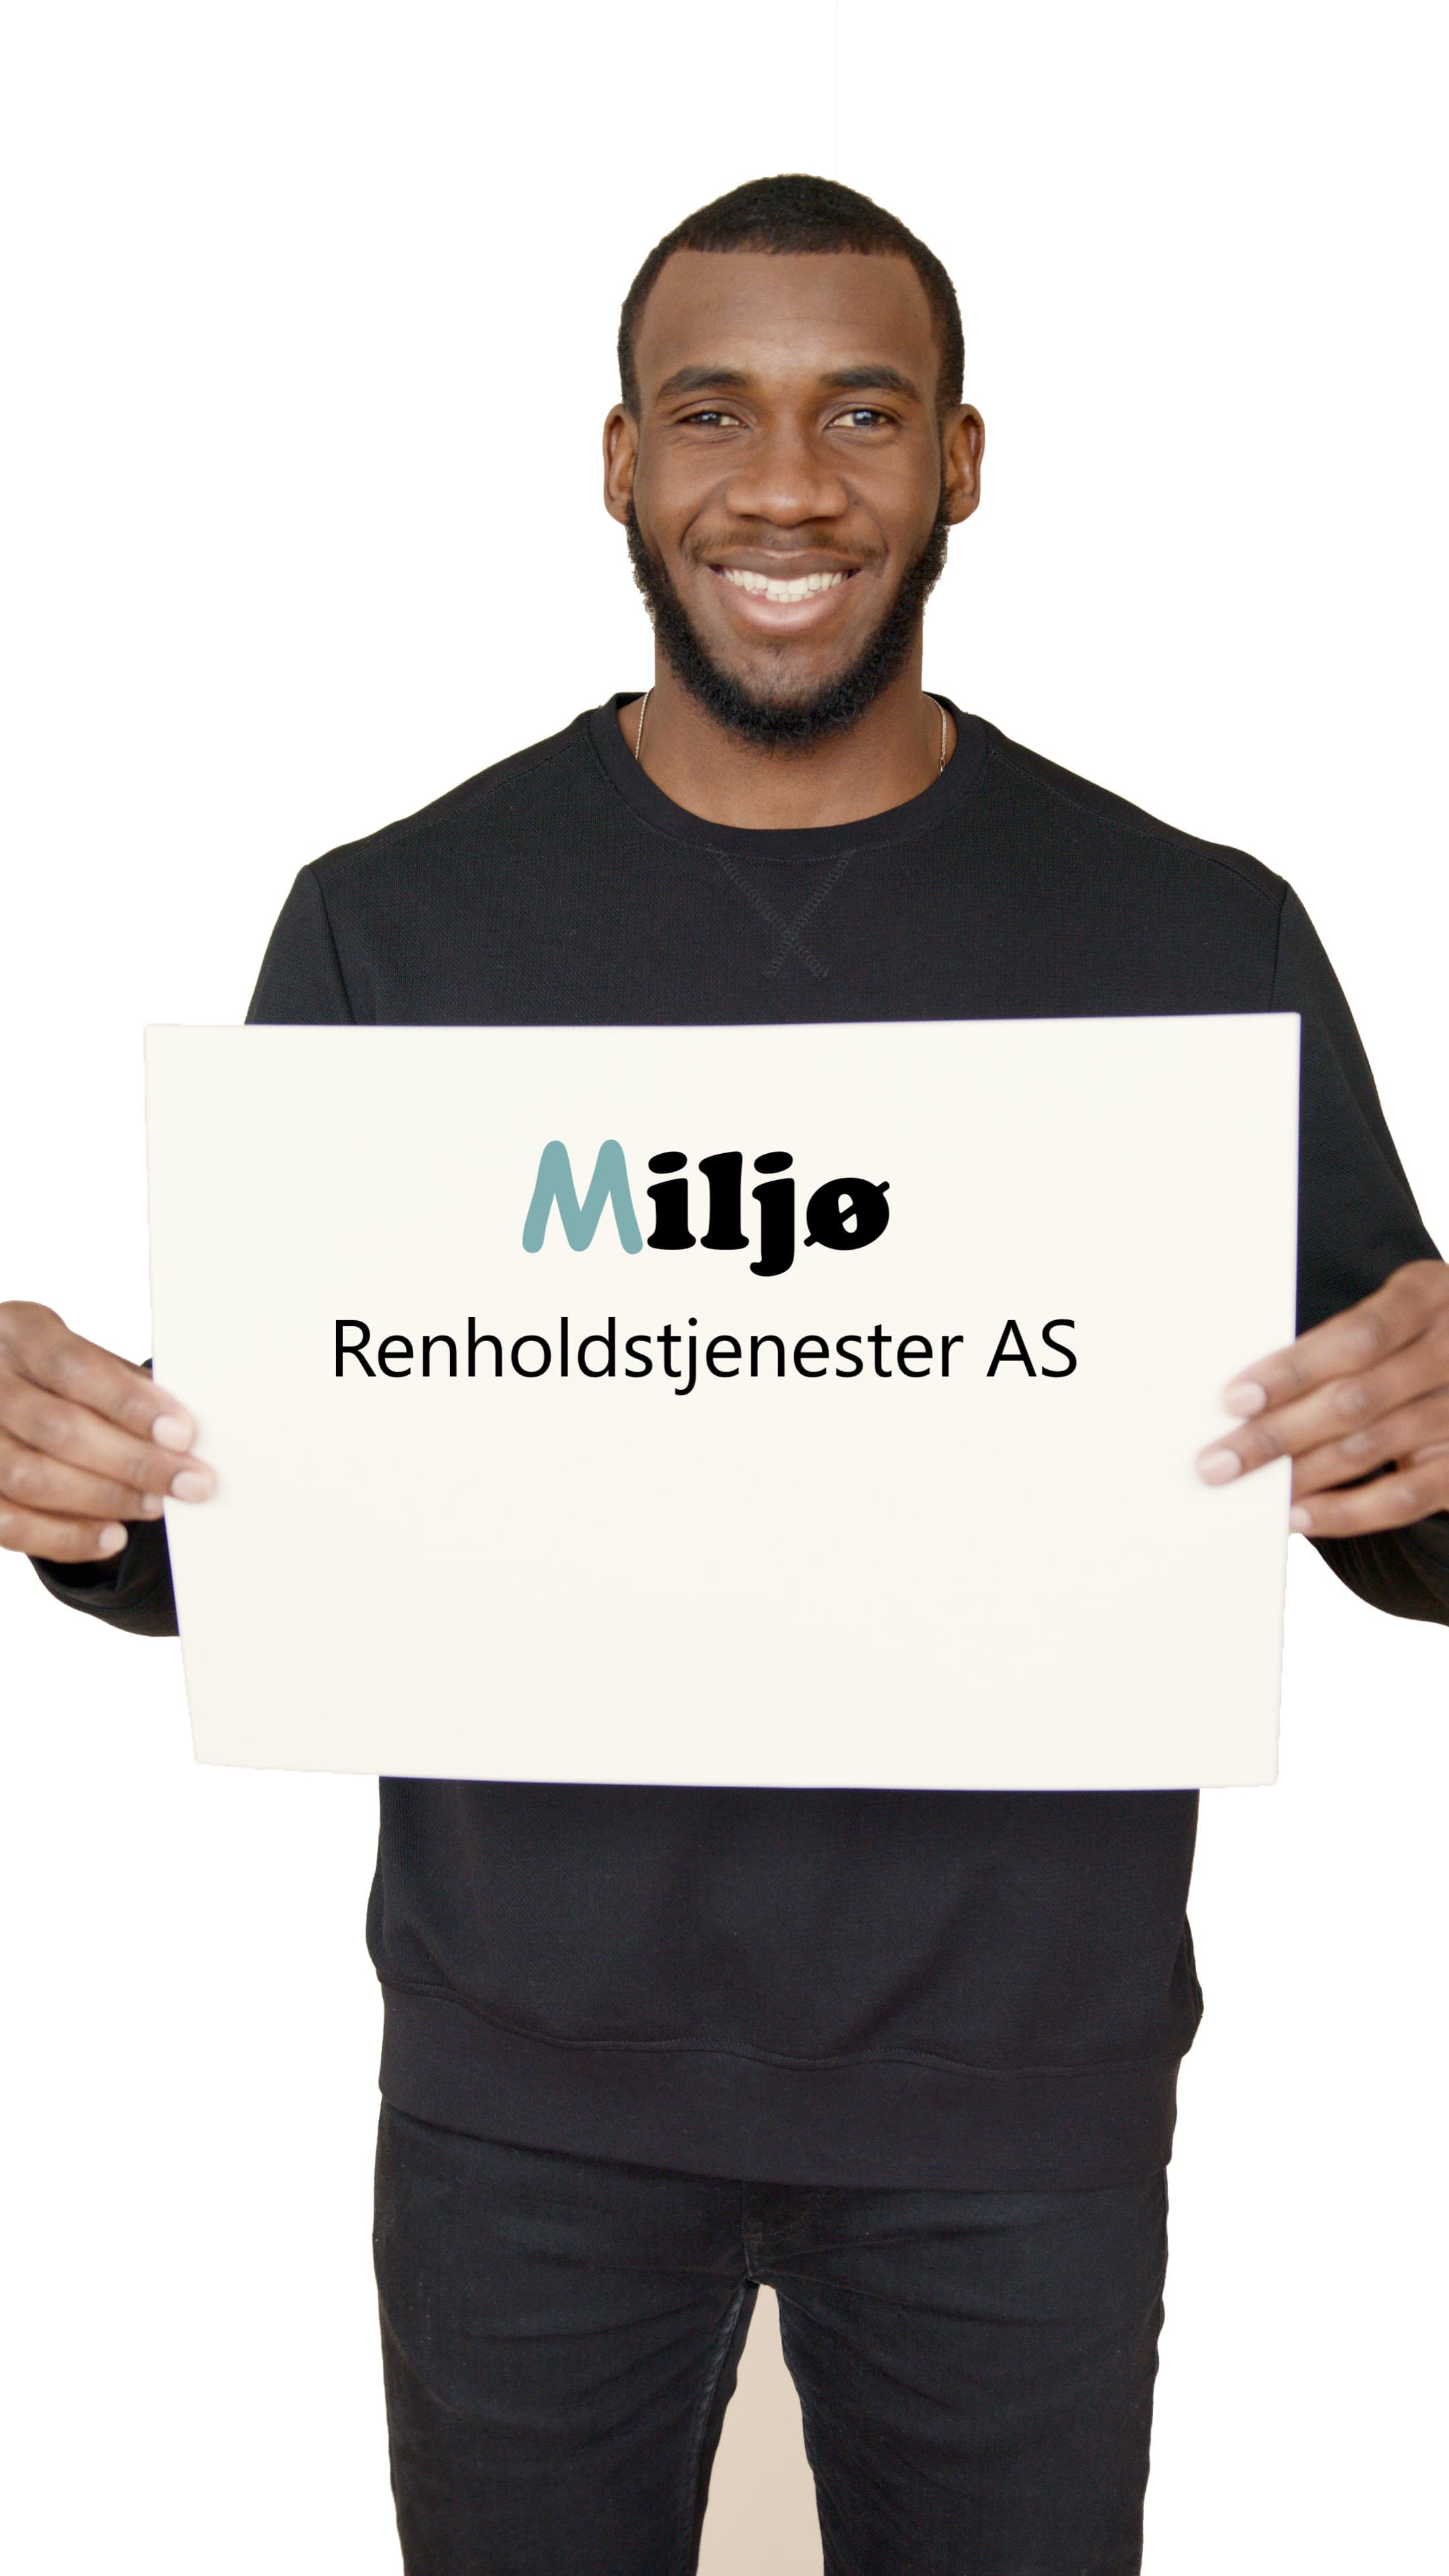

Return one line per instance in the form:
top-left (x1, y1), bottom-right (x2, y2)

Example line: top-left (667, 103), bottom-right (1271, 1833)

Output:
top-left (681, 529), bottom-right (886, 575)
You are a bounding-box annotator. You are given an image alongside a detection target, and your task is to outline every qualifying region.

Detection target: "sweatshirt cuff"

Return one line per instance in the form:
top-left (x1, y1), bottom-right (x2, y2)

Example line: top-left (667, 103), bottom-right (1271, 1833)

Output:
top-left (30, 1517), bottom-right (178, 1637)
top-left (1311, 1514), bottom-right (1449, 1625)
top-left (1401, 1511), bottom-right (1449, 1585)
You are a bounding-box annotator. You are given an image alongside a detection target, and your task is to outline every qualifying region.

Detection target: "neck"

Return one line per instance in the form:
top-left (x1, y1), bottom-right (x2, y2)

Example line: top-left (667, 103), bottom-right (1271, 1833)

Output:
top-left (619, 648), bottom-right (954, 829)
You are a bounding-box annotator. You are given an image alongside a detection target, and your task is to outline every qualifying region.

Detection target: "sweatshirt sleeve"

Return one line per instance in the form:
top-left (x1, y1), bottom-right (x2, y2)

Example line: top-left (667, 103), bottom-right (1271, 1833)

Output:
top-left (30, 866), bottom-right (356, 1635)
top-left (30, 1514), bottom-right (179, 1635)
top-left (1272, 885), bottom-right (1449, 1624)
top-left (245, 864), bottom-right (357, 1026)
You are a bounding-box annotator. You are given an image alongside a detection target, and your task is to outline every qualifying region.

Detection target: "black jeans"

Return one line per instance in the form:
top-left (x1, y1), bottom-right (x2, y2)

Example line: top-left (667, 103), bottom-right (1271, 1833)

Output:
top-left (374, 2107), bottom-right (1167, 2576)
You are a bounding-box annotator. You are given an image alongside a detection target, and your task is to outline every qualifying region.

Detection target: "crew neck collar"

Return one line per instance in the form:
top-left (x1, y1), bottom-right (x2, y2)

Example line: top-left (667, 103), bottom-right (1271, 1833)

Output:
top-left (585, 692), bottom-right (991, 864)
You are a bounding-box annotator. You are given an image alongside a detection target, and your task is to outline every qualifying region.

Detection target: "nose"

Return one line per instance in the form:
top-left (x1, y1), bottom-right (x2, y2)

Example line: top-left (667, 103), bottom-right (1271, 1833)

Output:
top-left (720, 418), bottom-right (850, 529)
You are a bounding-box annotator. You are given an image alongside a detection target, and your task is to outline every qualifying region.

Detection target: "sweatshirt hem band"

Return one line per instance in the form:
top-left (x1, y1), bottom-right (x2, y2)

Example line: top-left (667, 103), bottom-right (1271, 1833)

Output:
top-left (380, 1987), bottom-right (1182, 2192)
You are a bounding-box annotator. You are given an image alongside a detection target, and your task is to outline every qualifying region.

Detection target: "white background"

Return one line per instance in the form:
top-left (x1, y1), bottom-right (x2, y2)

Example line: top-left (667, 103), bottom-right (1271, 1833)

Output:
top-left (1, 3), bottom-right (1444, 2568)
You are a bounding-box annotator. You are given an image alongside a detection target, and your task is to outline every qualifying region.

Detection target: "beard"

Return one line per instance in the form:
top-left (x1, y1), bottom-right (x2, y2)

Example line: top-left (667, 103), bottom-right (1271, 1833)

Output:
top-left (625, 501), bottom-right (950, 752)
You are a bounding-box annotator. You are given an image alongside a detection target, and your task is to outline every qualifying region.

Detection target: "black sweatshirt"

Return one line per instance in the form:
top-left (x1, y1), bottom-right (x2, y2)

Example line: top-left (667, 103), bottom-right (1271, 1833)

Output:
top-left (36, 696), bottom-right (1449, 2190)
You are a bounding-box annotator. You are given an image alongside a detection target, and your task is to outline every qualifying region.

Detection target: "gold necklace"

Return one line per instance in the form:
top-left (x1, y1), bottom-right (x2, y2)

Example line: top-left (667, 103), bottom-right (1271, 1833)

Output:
top-left (633, 690), bottom-right (949, 774)
top-left (927, 694), bottom-right (949, 773)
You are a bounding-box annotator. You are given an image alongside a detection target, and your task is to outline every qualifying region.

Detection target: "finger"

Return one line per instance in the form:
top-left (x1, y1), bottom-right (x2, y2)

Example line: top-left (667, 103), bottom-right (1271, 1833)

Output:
top-left (0, 1428), bottom-right (168, 1524)
top-left (0, 1307), bottom-right (197, 1450)
top-left (1289, 1458), bottom-right (1449, 1540)
top-left (0, 1501), bottom-right (129, 1562)
top-left (1199, 1327), bottom-right (1449, 1483)
top-left (1221, 1260), bottom-right (1447, 1419)
top-left (0, 1375), bottom-right (214, 1501)
top-left (1289, 1390), bottom-right (1449, 1500)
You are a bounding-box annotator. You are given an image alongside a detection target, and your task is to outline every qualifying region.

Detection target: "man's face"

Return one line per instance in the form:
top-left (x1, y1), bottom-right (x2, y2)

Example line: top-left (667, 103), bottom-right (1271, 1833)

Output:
top-left (604, 248), bottom-right (982, 745)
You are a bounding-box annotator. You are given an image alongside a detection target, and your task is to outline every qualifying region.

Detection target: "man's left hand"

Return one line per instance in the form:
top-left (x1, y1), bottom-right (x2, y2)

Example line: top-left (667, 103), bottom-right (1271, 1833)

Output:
top-left (1197, 1258), bottom-right (1449, 1537)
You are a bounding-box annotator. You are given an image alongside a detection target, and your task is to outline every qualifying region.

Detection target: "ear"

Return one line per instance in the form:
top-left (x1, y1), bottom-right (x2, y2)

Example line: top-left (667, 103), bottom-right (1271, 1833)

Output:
top-left (941, 405), bottom-right (985, 527)
top-left (602, 405), bottom-right (639, 526)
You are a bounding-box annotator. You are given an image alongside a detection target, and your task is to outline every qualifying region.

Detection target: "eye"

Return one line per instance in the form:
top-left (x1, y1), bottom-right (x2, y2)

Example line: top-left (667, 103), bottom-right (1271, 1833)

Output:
top-left (680, 407), bottom-right (743, 429)
top-left (833, 405), bottom-right (892, 430)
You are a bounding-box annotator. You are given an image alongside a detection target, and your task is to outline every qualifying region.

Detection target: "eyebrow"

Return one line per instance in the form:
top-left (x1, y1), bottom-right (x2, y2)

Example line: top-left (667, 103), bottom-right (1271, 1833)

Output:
top-left (655, 366), bottom-right (751, 400)
top-left (819, 366), bottom-right (920, 398)
top-left (653, 362), bottom-right (924, 404)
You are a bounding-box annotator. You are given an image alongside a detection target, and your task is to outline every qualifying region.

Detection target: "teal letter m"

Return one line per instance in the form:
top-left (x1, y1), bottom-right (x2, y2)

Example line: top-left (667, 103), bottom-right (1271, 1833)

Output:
top-left (521, 1139), bottom-right (643, 1253)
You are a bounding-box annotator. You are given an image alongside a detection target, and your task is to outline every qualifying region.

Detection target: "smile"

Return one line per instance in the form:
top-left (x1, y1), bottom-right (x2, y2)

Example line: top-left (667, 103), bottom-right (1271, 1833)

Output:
top-left (718, 567), bottom-right (853, 604)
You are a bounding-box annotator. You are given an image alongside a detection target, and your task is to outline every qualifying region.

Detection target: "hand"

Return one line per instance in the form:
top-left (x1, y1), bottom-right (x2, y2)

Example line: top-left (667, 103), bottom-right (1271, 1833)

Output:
top-left (1196, 1258), bottom-right (1449, 1538)
top-left (0, 1301), bottom-right (214, 1564)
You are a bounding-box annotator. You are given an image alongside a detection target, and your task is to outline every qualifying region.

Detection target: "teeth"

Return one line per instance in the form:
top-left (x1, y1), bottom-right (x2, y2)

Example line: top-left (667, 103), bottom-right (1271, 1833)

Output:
top-left (720, 567), bottom-right (849, 603)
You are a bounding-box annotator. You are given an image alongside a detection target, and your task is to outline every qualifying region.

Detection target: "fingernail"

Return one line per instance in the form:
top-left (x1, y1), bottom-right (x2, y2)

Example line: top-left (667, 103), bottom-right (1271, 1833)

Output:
top-left (139, 1494), bottom-right (166, 1517)
top-left (169, 1468), bottom-right (213, 1502)
top-left (97, 1524), bottom-right (128, 1555)
top-left (1224, 1380), bottom-right (1267, 1417)
top-left (151, 1413), bottom-right (195, 1452)
top-left (1289, 1505), bottom-right (1314, 1534)
top-left (1197, 1448), bottom-right (1243, 1485)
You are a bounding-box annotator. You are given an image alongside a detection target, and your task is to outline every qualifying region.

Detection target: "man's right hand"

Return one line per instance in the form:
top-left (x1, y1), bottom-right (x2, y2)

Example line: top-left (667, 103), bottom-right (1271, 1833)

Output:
top-left (0, 1302), bottom-right (213, 1564)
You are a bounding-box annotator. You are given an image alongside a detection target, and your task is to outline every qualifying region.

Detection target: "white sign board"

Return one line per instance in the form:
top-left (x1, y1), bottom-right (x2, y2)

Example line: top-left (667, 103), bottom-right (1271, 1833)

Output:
top-left (146, 1018), bottom-right (1299, 1788)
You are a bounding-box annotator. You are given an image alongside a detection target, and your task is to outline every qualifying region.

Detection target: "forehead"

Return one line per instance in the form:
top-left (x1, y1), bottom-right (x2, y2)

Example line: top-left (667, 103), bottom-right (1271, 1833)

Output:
top-left (632, 248), bottom-right (939, 398)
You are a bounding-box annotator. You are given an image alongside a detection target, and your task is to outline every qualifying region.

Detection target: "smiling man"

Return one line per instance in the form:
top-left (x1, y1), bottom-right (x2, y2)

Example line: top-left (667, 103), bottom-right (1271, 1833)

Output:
top-left (5, 174), bottom-right (1449, 2576)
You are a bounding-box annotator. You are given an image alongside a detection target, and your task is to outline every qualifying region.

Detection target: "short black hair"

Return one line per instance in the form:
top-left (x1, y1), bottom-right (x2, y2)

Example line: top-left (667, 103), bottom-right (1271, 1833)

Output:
top-left (618, 172), bottom-right (964, 417)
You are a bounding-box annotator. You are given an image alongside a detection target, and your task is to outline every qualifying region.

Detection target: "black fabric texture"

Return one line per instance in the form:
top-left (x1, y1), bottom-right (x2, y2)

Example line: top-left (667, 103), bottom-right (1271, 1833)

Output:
top-left (374, 2106), bottom-right (1166, 2576)
top-left (32, 694), bottom-right (1447, 2190)
top-left (37, 1515), bottom-right (178, 1635)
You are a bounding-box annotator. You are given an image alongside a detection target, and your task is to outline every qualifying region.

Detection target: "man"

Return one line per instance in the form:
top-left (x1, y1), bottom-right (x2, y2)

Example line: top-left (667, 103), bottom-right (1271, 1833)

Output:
top-left (3, 174), bottom-right (1447, 2575)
